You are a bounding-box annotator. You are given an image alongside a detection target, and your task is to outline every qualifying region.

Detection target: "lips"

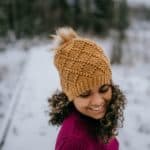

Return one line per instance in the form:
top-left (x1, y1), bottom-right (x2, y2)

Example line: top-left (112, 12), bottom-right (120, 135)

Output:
top-left (88, 106), bottom-right (105, 113)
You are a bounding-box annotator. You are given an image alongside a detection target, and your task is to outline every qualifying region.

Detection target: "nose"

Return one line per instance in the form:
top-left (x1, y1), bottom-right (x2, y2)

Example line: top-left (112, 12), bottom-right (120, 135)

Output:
top-left (90, 93), bottom-right (105, 106)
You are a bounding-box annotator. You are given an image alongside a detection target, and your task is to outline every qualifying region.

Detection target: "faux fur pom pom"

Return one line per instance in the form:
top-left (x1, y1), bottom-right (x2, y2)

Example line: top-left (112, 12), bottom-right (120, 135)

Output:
top-left (50, 27), bottom-right (78, 50)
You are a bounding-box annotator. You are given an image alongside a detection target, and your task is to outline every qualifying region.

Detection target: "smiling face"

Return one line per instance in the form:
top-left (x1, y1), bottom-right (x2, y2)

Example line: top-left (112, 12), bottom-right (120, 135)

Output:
top-left (73, 84), bottom-right (112, 120)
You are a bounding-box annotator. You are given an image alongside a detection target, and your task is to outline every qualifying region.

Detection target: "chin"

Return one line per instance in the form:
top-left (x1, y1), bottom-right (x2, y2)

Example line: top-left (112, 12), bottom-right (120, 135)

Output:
top-left (92, 115), bottom-right (104, 120)
top-left (90, 112), bottom-right (106, 120)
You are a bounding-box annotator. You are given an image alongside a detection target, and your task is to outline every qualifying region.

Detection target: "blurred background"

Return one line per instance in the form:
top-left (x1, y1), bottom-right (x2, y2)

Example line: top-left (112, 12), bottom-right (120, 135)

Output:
top-left (0, 0), bottom-right (150, 150)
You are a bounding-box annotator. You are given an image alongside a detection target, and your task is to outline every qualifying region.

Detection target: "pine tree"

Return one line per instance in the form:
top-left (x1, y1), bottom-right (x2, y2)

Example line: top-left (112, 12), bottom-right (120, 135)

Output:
top-left (111, 0), bottom-right (129, 64)
top-left (81, 0), bottom-right (92, 31)
top-left (49, 0), bottom-right (71, 30)
top-left (117, 0), bottom-right (129, 31)
top-left (68, 0), bottom-right (82, 29)
top-left (93, 0), bottom-right (115, 34)
top-left (0, 0), bottom-right (9, 36)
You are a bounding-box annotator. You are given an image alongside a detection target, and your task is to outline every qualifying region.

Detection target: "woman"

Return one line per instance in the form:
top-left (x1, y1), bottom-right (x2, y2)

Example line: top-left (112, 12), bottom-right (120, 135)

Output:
top-left (48, 27), bottom-right (126, 150)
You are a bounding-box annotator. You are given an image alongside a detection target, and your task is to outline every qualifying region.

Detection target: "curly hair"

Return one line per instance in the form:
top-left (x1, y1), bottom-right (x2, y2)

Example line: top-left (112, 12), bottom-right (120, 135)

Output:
top-left (48, 84), bottom-right (126, 143)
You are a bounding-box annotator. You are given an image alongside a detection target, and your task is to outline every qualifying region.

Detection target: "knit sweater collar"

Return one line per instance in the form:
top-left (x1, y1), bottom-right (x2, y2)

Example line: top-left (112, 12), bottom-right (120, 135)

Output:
top-left (70, 107), bottom-right (101, 137)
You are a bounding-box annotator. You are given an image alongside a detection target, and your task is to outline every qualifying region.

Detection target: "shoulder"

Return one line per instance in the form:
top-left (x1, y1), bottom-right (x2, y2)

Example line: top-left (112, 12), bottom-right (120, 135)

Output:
top-left (55, 136), bottom-right (88, 150)
top-left (59, 111), bottom-right (89, 137)
top-left (55, 111), bottom-right (91, 149)
top-left (107, 137), bottom-right (119, 150)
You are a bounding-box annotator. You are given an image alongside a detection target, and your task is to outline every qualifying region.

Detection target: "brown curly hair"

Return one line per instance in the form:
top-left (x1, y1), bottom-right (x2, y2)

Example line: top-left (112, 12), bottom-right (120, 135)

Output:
top-left (48, 84), bottom-right (126, 143)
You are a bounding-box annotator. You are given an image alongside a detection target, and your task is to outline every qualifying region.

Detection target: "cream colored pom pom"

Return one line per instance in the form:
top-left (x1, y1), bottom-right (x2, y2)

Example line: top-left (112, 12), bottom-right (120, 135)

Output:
top-left (50, 27), bottom-right (78, 50)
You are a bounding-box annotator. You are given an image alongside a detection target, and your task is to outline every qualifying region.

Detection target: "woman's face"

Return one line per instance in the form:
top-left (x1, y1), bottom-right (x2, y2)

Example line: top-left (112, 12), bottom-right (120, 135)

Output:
top-left (73, 84), bottom-right (112, 120)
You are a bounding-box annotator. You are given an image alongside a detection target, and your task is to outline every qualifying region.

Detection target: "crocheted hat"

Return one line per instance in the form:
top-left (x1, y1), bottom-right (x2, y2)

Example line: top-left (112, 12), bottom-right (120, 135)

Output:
top-left (51, 27), bottom-right (112, 101)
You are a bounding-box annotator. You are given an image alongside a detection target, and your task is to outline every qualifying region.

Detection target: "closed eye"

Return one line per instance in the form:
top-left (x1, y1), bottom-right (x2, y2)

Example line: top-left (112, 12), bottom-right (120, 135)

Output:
top-left (79, 91), bottom-right (91, 98)
top-left (99, 84), bottom-right (111, 93)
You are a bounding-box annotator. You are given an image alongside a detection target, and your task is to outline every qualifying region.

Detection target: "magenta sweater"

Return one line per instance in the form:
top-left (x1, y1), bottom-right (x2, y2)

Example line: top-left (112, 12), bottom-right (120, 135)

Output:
top-left (55, 109), bottom-right (119, 150)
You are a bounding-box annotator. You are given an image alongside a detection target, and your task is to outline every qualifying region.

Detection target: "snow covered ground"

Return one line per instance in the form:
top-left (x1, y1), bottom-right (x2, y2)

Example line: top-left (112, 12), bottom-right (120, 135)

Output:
top-left (0, 38), bottom-right (150, 150)
top-left (113, 64), bottom-right (150, 150)
top-left (0, 48), bottom-right (27, 129)
top-left (0, 45), bottom-right (60, 150)
top-left (0, 38), bottom-right (47, 131)
top-left (0, 18), bottom-right (150, 150)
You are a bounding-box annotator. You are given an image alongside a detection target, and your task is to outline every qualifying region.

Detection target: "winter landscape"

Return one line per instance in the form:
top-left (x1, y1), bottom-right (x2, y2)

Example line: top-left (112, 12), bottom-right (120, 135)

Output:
top-left (0, 1), bottom-right (150, 150)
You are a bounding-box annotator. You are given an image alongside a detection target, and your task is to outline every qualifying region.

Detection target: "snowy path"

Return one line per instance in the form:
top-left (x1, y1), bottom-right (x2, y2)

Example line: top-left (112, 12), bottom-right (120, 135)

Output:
top-left (1, 45), bottom-right (59, 150)
top-left (0, 49), bottom-right (27, 129)
top-left (0, 44), bottom-right (150, 150)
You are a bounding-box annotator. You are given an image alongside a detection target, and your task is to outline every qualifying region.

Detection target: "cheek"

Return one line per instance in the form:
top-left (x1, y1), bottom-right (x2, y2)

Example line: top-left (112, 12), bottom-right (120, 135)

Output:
top-left (104, 88), bottom-right (112, 101)
top-left (73, 98), bottom-right (89, 109)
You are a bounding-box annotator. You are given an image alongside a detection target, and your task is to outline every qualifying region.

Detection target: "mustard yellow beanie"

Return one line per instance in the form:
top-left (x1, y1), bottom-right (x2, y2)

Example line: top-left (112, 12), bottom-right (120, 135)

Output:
top-left (52, 27), bottom-right (112, 101)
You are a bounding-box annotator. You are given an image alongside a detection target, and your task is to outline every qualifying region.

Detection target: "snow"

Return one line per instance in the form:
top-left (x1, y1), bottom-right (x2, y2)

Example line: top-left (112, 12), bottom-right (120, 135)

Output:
top-left (0, 40), bottom-right (149, 150)
top-left (112, 64), bottom-right (150, 150)
top-left (0, 45), bottom-right (60, 150)
top-left (0, 20), bottom-right (150, 150)
top-left (0, 49), bottom-right (27, 129)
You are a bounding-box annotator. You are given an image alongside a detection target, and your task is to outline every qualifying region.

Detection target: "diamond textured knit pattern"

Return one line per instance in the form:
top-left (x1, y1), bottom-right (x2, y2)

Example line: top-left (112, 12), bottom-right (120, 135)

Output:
top-left (54, 38), bottom-right (112, 100)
